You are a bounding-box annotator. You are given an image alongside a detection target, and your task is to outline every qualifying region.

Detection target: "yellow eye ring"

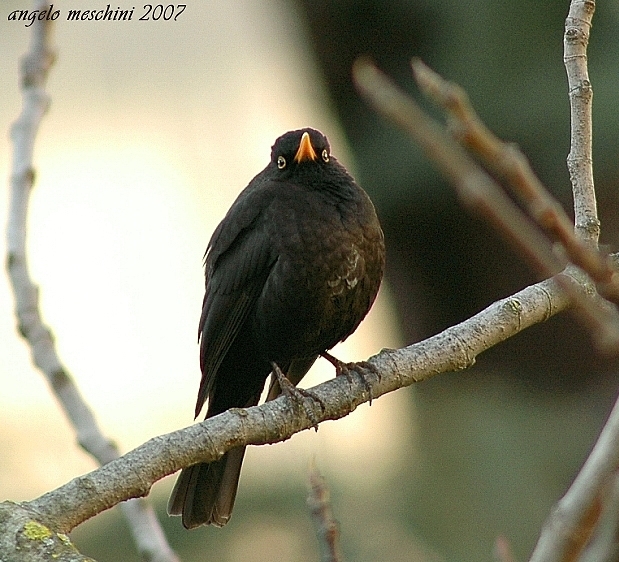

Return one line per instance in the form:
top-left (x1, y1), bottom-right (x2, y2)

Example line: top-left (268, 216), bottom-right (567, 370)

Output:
top-left (277, 156), bottom-right (286, 169)
top-left (321, 149), bottom-right (329, 162)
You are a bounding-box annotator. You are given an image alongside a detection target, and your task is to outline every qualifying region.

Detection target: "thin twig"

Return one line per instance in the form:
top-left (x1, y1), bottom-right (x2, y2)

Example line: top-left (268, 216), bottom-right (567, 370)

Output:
top-left (579, 470), bottom-right (619, 562)
top-left (528, 4), bottom-right (614, 562)
top-left (352, 58), bottom-right (561, 273)
top-left (564, 0), bottom-right (597, 244)
top-left (5, 3), bottom-right (179, 561)
top-left (308, 462), bottom-right (344, 562)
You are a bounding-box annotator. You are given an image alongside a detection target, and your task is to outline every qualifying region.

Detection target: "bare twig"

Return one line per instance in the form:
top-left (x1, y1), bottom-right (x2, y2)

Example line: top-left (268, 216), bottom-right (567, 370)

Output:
top-left (411, 58), bottom-right (619, 305)
top-left (527, 3), bottom-right (619, 561)
top-left (564, 0), bottom-right (597, 245)
top-left (352, 57), bottom-right (619, 349)
top-left (5, 3), bottom-right (179, 561)
top-left (308, 462), bottom-right (344, 562)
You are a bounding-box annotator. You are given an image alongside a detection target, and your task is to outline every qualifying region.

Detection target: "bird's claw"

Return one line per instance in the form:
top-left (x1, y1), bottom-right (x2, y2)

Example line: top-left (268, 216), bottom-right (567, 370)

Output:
top-left (321, 352), bottom-right (380, 405)
top-left (271, 362), bottom-right (324, 430)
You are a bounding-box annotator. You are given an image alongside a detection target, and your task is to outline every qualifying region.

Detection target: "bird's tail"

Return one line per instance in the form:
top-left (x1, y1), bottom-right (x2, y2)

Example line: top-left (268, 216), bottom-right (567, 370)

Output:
top-left (167, 445), bottom-right (246, 529)
top-left (168, 356), bottom-right (317, 528)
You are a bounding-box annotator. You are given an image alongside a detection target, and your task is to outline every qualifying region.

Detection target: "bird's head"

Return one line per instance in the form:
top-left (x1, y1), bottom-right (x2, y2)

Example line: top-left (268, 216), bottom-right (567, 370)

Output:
top-left (270, 128), bottom-right (332, 172)
top-left (267, 128), bottom-right (358, 200)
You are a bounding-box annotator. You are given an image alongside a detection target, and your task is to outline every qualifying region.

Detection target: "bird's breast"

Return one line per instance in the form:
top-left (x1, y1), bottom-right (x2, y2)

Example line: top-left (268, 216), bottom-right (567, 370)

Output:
top-left (251, 192), bottom-right (383, 361)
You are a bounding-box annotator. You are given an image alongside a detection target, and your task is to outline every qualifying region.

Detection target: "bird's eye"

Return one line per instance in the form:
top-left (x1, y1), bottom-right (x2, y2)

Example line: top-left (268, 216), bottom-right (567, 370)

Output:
top-left (321, 149), bottom-right (330, 162)
top-left (277, 156), bottom-right (286, 169)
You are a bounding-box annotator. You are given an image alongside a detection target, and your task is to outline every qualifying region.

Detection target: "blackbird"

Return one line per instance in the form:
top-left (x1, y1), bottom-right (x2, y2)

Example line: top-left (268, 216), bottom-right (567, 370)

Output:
top-left (168, 127), bottom-right (385, 528)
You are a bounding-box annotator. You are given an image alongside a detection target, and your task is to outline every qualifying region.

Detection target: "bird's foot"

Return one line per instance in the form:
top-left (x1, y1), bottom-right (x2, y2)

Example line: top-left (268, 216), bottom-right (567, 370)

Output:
top-left (271, 362), bottom-right (324, 430)
top-left (321, 352), bottom-right (380, 405)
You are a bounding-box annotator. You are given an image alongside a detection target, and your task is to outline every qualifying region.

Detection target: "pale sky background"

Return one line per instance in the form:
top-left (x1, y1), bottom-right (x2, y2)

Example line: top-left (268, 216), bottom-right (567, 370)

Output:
top-left (0, 0), bottom-right (411, 506)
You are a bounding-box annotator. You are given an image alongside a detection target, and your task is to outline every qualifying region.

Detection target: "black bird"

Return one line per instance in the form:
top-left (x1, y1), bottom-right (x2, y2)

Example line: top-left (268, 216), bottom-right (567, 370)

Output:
top-left (168, 128), bottom-right (385, 528)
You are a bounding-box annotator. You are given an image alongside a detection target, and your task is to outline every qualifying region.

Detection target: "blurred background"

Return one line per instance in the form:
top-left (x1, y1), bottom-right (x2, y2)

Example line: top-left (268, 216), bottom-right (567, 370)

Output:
top-left (1, 1), bottom-right (619, 561)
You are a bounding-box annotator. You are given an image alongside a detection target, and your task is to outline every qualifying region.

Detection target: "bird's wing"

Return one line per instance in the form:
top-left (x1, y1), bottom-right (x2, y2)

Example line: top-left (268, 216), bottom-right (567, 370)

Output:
top-left (194, 183), bottom-right (277, 417)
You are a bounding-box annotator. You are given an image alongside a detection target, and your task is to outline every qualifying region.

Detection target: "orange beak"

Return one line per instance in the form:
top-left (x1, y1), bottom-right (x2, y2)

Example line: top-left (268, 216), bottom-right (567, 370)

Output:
top-left (294, 132), bottom-right (318, 163)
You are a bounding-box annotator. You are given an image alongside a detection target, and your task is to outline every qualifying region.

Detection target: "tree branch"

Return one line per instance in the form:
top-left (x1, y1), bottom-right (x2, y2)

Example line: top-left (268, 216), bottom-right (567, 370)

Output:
top-left (351, 59), bottom-right (560, 278)
top-left (580, 471), bottom-right (619, 562)
top-left (529, 388), bottom-right (619, 562)
top-left (12, 274), bottom-right (571, 536)
top-left (0, 502), bottom-right (94, 562)
top-left (527, 3), bottom-right (614, 562)
top-left (564, 0), bottom-right (597, 244)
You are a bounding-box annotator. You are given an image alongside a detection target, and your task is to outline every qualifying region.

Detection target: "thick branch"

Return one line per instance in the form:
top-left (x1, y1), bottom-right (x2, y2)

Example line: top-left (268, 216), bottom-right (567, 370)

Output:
top-left (22, 275), bottom-right (572, 534)
top-left (0, 502), bottom-right (93, 562)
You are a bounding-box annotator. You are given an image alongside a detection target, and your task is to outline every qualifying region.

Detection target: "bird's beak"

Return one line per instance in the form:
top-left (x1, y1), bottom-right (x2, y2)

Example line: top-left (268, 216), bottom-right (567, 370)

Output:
top-left (294, 132), bottom-right (318, 163)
